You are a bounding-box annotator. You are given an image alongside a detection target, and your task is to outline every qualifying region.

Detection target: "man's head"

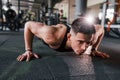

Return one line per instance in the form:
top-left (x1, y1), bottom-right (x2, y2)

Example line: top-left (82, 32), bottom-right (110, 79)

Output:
top-left (69, 17), bottom-right (96, 55)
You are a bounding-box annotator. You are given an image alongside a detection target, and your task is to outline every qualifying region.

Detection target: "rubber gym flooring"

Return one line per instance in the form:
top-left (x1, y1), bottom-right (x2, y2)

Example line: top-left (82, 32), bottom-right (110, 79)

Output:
top-left (0, 30), bottom-right (120, 80)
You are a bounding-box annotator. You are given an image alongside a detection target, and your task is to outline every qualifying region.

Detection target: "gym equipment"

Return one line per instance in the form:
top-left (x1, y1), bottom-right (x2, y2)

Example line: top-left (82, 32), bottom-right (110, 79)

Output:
top-left (39, 8), bottom-right (61, 25)
top-left (5, 8), bottom-right (16, 31)
top-left (0, 0), bottom-right (3, 30)
top-left (101, 1), bottom-right (120, 38)
top-left (3, 1), bottom-right (17, 31)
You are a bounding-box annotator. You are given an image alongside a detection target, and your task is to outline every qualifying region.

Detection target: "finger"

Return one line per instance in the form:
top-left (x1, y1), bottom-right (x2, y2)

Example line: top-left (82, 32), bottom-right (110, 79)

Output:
top-left (99, 53), bottom-right (106, 58)
top-left (94, 51), bottom-right (105, 58)
top-left (19, 55), bottom-right (26, 61)
top-left (106, 54), bottom-right (110, 58)
top-left (17, 55), bottom-right (23, 61)
top-left (17, 55), bottom-right (21, 61)
top-left (98, 52), bottom-right (109, 59)
top-left (26, 53), bottom-right (31, 62)
top-left (33, 53), bottom-right (39, 58)
top-left (101, 53), bottom-right (110, 58)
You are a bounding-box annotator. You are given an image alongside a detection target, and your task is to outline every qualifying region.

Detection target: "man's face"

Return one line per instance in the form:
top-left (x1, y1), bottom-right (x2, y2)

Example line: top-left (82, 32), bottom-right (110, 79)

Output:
top-left (70, 32), bottom-right (92, 55)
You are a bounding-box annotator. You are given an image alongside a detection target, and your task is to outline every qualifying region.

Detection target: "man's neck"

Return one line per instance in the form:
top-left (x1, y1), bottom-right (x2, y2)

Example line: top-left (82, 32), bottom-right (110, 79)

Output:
top-left (65, 39), bottom-right (72, 50)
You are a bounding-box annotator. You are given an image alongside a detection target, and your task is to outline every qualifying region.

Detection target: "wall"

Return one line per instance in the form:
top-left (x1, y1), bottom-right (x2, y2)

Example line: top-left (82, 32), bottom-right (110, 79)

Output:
top-left (87, 0), bottom-right (106, 7)
top-left (68, 0), bottom-right (75, 24)
top-left (54, 0), bottom-right (105, 24)
top-left (87, 4), bottom-right (101, 18)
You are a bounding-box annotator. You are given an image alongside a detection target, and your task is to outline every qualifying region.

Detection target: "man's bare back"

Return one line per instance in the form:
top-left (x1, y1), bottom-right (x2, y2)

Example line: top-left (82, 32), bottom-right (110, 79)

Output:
top-left (24, 21), bottom-right (69, 49)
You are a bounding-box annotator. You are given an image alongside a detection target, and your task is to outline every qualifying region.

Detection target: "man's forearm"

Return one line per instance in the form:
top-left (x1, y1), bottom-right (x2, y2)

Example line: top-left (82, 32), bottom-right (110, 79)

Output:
top-left (24, 24), bottom-right (34, 51)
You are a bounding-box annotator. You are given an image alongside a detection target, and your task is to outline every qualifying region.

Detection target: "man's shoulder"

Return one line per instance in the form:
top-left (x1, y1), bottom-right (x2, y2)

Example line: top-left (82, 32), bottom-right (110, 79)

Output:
top-left (56, 24), bottom-right (66, 27)
top-left (56, 23), bottom-right (71, 31)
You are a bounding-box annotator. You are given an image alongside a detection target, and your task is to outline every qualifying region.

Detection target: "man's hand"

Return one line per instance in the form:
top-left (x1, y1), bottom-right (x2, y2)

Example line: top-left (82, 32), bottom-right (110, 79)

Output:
top-left (17, 51), bottom-right (39, 62)
top-left (91, 50), bottom-right (110, 59)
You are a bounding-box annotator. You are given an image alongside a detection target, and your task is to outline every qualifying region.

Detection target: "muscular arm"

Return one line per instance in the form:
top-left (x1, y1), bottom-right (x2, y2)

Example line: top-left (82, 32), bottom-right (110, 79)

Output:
top-left (24, 21), bottom-right (46, 51)
top-left (24, 22), bottom-right (34, 51)
top-left (91, 25), bottom-right (110, 58)
top-left (92, 26), bottom-right (104, 50)
top-left (17, 21), bottom-right (63, 62)
top-left (17, 21), bottom-right (44, 62)
top-left (17, 22), bottom-right (66, 62)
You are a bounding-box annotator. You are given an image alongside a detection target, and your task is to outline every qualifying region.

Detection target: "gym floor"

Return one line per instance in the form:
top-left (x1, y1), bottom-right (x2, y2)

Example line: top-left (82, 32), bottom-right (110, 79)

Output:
top-left (0, 30), bottom-right (120, 80)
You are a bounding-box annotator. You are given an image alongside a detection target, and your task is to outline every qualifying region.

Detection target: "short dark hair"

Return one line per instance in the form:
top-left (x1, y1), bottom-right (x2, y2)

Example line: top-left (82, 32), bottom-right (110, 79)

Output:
top-left (71, 17), bottom-right (96, 35)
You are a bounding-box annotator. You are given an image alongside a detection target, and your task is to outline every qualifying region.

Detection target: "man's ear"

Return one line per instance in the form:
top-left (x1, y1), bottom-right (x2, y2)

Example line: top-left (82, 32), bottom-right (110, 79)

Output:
top-left (67, 33), bottom-right (71, 41)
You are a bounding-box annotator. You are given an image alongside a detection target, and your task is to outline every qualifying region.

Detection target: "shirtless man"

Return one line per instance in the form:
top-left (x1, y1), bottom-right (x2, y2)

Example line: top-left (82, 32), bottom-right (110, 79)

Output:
top-left (17, 17), bottom-right (110, 62)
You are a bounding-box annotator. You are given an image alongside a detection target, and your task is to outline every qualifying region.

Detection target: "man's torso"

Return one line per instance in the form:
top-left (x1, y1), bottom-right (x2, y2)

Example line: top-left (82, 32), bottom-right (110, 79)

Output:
top-left (35, 23), bottom-right (69, 50)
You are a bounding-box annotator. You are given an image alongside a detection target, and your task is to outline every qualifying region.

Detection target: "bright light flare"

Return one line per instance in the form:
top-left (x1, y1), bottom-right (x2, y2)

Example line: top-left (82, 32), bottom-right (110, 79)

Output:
top-left (85, 15), bottom-right (94, 24)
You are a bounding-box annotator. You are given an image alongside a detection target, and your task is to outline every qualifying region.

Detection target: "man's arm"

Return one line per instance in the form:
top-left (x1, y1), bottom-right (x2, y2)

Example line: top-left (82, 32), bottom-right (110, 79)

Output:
top-left (24, 22), bottom-right (34, 51)
top-left (17, 22), bottom-right (39, 62)
top-left (91, 25), bottom-right (110, 58)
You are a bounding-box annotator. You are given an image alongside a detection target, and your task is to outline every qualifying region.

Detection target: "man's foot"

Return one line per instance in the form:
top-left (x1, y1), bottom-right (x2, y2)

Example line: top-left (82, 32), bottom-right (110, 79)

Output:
top-left (91, 50), bottom-right (110, 59)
